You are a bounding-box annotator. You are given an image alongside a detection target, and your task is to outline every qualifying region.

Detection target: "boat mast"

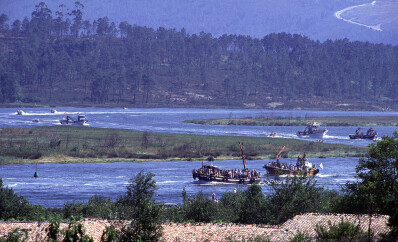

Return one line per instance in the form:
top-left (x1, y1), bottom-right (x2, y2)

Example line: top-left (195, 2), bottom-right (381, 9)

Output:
top-left (238, 142), bottom-right (246, 170)
top-left (276, 146), bottom-right (286, 162)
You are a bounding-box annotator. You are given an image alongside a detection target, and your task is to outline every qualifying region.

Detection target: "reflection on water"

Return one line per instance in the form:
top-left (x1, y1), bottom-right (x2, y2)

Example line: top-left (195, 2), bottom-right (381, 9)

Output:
top-left (1, 157), bottom-right (359, 208)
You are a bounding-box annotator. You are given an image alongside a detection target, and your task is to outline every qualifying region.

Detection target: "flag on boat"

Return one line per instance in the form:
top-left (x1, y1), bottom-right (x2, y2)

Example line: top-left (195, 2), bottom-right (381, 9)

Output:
top-left (320, 163), bottom-right (324, 170)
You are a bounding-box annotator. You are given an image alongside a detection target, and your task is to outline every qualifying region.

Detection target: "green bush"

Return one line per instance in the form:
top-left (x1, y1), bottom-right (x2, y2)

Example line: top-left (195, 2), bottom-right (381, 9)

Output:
top-left (117, 171), bottom-right (162, 241)
top-left (315, 220), bottom-right (368, 241)
top-left (100, 226), bottom-right (119, 242)
top-left (237, 184), bottom-right (268, 224)
top-left (182, 191), bottom-right (220, 223)
top-left (62, 221), bottom-right (94, 242)
top-left (0, 228), bottom-right (29, 242)
top-left (47, 221), bottom-right (60, 242)
top-left (265, 176), bottom-right (325, 225)
top-left (82, 195), bottom-right (117, 219)
top-left (290, 230), bottom-right (311, 242)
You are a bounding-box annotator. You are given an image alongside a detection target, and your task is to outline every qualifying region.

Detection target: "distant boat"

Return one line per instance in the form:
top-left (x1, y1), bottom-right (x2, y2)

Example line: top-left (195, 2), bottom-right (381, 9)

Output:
top-left (296, 121), bottom-right (327, 138)
top-left (60, 114), bottom-right (88, 125)
top-left (51, 109), bottom-right (57, 113)
top-left (16, 110), bottom-right (25, 115)
top-left (349, 127), bottom-right (377, 140)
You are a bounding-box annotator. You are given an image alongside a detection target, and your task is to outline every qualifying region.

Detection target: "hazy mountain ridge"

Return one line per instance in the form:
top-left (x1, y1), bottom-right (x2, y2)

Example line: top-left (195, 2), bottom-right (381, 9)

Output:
top-left (1, 0), bottom-right (397, 44)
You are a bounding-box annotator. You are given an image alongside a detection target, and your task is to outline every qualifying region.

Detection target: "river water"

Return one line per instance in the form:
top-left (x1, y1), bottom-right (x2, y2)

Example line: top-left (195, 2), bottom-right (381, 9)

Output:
top-left (0, 107), bottom-right (397, 208)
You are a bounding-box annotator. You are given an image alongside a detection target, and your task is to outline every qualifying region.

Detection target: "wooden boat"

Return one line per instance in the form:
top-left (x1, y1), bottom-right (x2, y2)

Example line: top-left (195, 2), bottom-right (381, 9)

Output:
top-left (296, 121), bottom-right (327, 138)
top-left (263, 146), bottom-right (320, 177)
top-left (192, 142), bottom-right (261, 184)
top-left (349, 128), bottom-right (377, 140)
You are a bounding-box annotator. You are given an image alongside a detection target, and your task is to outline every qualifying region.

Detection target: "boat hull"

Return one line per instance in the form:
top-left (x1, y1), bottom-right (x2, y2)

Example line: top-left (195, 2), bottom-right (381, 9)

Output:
top-left (296, 130), bottom-right (327, 138)
top-left (349, 134), bottom-right (376, 140)
top-left (193, 174), bottom-right (261, 184)
top-left (264, 166), bottom-right (319, 176)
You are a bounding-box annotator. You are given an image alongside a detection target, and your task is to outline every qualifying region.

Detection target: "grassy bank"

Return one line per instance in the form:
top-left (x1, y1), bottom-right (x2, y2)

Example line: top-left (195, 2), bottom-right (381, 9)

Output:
top-left (0, 126), bottom-right (367, 165)
top-left (186, 116), bottom-right (398, 127)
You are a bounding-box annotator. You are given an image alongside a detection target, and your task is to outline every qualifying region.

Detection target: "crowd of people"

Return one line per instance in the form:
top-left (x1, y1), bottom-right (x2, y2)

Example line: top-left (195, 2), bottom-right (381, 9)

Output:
top-left (193, 166), bottom-right (261, 180)
top-left (265, 153), bottom-right (316, 172)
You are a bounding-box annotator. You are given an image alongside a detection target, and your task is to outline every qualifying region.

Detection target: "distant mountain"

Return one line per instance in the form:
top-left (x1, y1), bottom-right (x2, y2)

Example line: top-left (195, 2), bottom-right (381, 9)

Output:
top-left (1, 0), bottom-right (397, 45)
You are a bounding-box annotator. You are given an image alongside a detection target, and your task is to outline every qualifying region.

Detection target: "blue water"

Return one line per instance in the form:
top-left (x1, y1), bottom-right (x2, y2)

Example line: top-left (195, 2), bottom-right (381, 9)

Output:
top-left (1, 158), bottom-right (357, 208)
top-left (1, 107), bottom-right (397, 146)
top-left (0, 107), bottom-right (397, 208)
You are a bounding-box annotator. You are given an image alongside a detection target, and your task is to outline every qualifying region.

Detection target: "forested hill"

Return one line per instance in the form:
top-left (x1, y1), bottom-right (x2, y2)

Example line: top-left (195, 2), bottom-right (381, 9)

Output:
top-left (0, 3), bottom-right (398, 110)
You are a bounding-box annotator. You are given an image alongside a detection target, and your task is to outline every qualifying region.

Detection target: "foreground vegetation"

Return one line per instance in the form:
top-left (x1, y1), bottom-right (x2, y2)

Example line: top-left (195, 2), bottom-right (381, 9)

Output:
top-left (1, 128), bottom-right (398, 240)
top-left (0, 126), bottom-right (367, 165)
top-left (186, 115), bottom-right (398, 127)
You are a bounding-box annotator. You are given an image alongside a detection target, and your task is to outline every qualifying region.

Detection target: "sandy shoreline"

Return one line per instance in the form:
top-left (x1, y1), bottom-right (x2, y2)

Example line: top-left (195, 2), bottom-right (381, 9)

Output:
top-left (0, 213), bottom-right (390, 241)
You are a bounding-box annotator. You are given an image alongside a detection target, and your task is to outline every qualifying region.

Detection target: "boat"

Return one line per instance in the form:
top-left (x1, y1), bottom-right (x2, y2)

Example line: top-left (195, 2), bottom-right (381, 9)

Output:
top-left (51, 109), bottom-right (57, 113)
top-left (16, 110), bottom-right (25, 115)
top-left (296, 121), bottom-right (327, 138)
top-left (60, 114), bottom-right (88, 125)
top-left (192, 142), bottom-right (261, 184)
top-left (263, 146), bottom-right (320, 176)
top-left (349, 127), bottom-right (377, 140)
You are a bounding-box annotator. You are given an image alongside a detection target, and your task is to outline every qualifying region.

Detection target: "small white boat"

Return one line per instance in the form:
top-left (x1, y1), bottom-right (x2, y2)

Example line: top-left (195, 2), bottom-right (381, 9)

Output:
top-left (16, 110), bottom-right (25, 115)
top-left (296, 121), bottom-right (327, 138)
top-left (60, 114), bottom-right (88, 125)
top-left (51, 109), bottom-right (57, 113)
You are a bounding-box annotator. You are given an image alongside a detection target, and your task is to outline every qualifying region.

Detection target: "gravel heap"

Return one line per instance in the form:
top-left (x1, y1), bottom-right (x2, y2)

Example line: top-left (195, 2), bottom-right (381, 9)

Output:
top-left (0, 213), bottom-right (390, 241)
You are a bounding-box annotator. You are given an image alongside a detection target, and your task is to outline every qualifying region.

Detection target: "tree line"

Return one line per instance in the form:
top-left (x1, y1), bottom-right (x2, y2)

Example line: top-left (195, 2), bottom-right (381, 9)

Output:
top-left (0, 2), bottom-right (397, 108)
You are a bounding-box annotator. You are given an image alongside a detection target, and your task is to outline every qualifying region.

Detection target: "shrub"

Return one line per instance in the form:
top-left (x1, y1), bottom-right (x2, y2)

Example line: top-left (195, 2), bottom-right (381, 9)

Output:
top-left (0, 228), bottom-right (29, 242)
top-left (290, 230), bottom-right (311, 242)
top-left (63, 221), bottom-right (94, 242)
top-left (265, 176), bottom-right (324, 225)
top-left (315, 220), bottom-right (368, 241)
top-left (182, 191), bottom-right (220, 223)
top-left (117, 171), bottom-right (162, 241)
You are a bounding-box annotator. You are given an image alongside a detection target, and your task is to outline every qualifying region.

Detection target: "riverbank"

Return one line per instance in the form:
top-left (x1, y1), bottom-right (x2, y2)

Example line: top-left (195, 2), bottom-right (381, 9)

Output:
top-left (0, 214), bottom-right (390, 241)
top-left (186, 116), bottom-right (398, 127)
top-left (0, 126), bottom-right (367, 165)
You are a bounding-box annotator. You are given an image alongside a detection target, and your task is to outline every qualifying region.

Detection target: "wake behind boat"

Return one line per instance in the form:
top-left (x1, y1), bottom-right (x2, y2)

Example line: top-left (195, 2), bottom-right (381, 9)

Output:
top-left (263, 146), bottom-right (320, 176)
top-left (296, 121), bottom-right (327, 138)
top-left (60, 114), bottom-right (88, 125)
top-left (192, 142), bottom-right (261, 184)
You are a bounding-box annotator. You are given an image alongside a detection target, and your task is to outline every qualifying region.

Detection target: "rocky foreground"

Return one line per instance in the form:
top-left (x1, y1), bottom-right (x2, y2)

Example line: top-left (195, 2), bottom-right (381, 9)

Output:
top-left (0, 213), bottom-right (390, 241)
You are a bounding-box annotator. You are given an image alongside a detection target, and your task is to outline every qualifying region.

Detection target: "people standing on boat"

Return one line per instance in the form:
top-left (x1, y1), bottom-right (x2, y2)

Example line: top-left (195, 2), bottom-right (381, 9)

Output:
top-left (296, 155), bottom-right (302, 167)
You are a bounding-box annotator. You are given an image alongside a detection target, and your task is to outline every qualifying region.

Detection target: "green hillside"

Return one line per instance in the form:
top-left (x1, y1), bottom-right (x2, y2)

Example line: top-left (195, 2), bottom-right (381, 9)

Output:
top-left (0, 2), bottom-right (397, 110)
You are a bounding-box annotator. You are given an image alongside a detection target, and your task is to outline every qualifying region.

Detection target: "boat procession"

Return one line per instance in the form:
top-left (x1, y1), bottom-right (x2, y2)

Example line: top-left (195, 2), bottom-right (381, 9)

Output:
top-left (263, 146), bottom-right (320, 176)
top-left (296, 120), bottom-right (328, 138)
top-left (349, 127), bottom-right (377, 140)
top-left (192, 142), bottom-right (262, 184)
